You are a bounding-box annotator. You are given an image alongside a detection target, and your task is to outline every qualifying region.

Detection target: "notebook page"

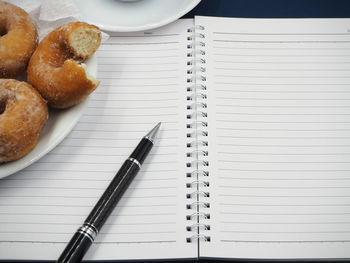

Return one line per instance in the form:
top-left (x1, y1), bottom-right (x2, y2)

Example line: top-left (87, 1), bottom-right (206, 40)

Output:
top-left (0, 19), bottom-right (195, 261)
top-left (197, 16), bottom-right (350, 259)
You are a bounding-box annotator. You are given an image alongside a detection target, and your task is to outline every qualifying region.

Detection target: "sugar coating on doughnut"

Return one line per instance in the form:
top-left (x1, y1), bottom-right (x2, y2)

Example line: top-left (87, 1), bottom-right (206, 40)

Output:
top-left (0, 79), bottom-right (48, 163)
top-left (0, 1), bottom-right (38, 78)
top-left (28, 22), bottom-right (101, 109)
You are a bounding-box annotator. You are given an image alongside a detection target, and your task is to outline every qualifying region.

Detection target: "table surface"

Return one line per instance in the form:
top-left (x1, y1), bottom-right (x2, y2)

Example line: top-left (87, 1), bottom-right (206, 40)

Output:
top-left (21, 1), bottom-right (350, 263)
top-left (185, 0), bottom-right (350, 18)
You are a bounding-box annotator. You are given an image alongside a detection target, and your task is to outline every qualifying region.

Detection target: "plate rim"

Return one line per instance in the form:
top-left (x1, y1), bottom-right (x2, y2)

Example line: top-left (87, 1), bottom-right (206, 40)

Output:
top-left (77, 0), bottom-right (201, 32)
top-left (0, 55), bottom-right (97, 179)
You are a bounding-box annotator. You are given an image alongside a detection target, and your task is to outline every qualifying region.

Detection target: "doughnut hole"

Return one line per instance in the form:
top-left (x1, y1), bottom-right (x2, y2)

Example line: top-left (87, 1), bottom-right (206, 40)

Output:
top-left (0, 2), bottom-right (38, 78)
top-left (0, 14), bottom-right (6, 36)
top-left (0, 26), bottom-right (7, 37)
top-left (0, 94), bottom-right (7, 114)
top-left (0, 79), bottom-right (48, 163)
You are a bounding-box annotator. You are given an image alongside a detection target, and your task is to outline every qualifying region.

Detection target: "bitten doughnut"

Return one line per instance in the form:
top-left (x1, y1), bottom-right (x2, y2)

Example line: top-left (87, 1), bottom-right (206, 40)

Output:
top-left (0, 79), bottom-right (48, 163)
top-left (28, 22), bottom-right (101, 109)
top-left (0, 1), bottom-right (38, 78)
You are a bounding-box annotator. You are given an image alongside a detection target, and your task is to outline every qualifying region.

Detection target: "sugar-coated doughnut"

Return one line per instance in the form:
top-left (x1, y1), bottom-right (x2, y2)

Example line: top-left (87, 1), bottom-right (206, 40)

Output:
top-left (28, 22), bottom-right (101, 109)
top-left (0, 79), bottom-right (48, 163)
top-left (0, 1), bottom-right (38, 78)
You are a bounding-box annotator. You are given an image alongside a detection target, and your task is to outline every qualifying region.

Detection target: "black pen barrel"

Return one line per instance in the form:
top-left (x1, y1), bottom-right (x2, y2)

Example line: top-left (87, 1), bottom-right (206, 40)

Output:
top-left (56, 123), bottom-right (160, 263)
top-left (56, 160), bottom-right (140, 263)
top-left (85, 159), bottom-right (141, 230)
top-left (56, 232), bottom-right (92, 263)
top-left (129, 138), bottom-right (153, 165)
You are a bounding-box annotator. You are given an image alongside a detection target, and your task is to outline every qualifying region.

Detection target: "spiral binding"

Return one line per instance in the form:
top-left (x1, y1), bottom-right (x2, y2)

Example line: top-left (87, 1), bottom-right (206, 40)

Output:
top-left (185, 25), bottom-right (210, 243)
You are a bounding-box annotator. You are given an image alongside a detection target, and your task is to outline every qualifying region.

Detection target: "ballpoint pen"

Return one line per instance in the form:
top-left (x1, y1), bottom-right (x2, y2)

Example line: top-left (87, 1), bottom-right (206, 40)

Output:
top-left (56, 122), bottom-right (161, 263)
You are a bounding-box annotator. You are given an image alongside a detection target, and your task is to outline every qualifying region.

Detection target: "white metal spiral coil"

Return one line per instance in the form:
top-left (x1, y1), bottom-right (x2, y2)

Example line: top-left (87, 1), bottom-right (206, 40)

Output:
top-left (185, 25), bottom-right (210, 243)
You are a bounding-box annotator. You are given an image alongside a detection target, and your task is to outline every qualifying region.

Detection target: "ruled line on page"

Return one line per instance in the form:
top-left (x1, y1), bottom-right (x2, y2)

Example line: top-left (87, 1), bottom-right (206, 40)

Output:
top-left (0, 231), bottom-right (177, 235)
top-left (17, 152), bottom-right (178, 158)
top-left (220, 240), bottom-right (350, 243)
top-left (94, 83), bottom-right (179, 87)
top-left (213, 32), bottom-right (350, 36)
top-left (71, 128), bottom-right (180, 133)
top-left (214, 68), bottom-right (350, 72)
top-left (216, 135), bottom-right (350, 139)
top-left (75, 120), bottom-right (178, 125)
top-left (215, 97), bottom-right (350, 100)
top-left (219, 203), bottom-right (350, 207)
top-left (97, 69), bottom-right (179, 73)
top-left (217, 152), bottom-right (350, 156)
top-left (54, 143), bottom-right (179, 148)
top-left (214, 82), bottom-right (350, 85)
top-left (217, 143), bottom-right (350, 147)
top-left (98, 62), bottom-right (179, 66)
top-left (98, 55), bottom-right (179, 59)
top-left (0, 195), bottom-right (176, 201)
top-left (0, 240), bottom-right (177, 244)
top-left (219, 230), bottom-right (350, 234)
top-left (64, 136), bottom-right (179, 140)
top-left (0, 186), bottom-right (178, 190)
top-left (19, 168), bottom-right (179, 173)
top-left (98, 48), bottom-right (179, 52)
top-left (0, 212), bottom-right (177, 216)
top-left (218, 168), bottom-right (350, 172)
top-left (214, 60), bottom-right (350, 64)
top-left (0, 204), bottom-right (177, 209)
top-left (215, 104), bottom-right (350, 108)
top-left (219, 212), bottom-right (350, 216)
top-left (216, 127), bottom-right (350, 131)
top-left (215, 120), bottom-right (350, 124)
top-left (213, 46), bottom-right (350, 50)
top-left (215, 89), bottom-right (350, 93)
top-left (215, 75), bottom-right (350, 79)
top-left (1, 177), bottom-right (178, 182)
top-left (108, 33), bottom-right (180, 37)
top-left (89, 98), bottom-right (180, 102)
top-left (213, 40), bottom-right (350, 43)
top-left (102, 41), bottom-right (180, 45)
top-left (217, 185), bottom-right (350, 189)
top-left (216, 113), bottom-right (350, 116)
top-left (98, 77), bottom-right (179, 81)
top-left (214, 54), bottom-right (350, 57)
top-left (90, 92), bottom-right (180, 97)
top-left (86, 105), bottom-right (179, 110)
top-left (218, 176), bottom-right (350, 180)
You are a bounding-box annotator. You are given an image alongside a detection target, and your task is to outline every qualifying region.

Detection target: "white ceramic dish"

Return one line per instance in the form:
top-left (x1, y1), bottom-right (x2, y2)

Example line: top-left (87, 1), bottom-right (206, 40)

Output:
top-left (73, 0), bottom-right (201, 32)
top-left (0, 55), bottom-right (97, 179)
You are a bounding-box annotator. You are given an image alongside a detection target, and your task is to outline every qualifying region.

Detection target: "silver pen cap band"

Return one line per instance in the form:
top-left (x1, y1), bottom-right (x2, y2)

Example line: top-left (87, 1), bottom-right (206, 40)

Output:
top-left (127, 157), bottom-right (141, 168)
top-left (77, 223), bottom-right (98, 242)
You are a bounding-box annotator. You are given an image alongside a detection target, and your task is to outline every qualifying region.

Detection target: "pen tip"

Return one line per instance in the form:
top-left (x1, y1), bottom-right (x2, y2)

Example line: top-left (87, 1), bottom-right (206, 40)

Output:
top-left (145, 122), bottom-right (161, 143)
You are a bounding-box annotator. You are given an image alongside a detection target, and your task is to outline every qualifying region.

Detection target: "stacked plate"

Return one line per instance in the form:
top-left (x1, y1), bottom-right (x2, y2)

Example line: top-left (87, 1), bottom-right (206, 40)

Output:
top-left (73, 0), bottom-right (201, 32)
top-left (0, 0), bottom-right (201, 178)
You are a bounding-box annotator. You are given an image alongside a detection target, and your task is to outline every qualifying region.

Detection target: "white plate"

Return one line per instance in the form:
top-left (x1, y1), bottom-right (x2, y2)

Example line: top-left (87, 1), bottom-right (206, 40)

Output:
top-left (73, 0), bottom-right (201, 32)
top-left (0, 55), bottom-right (97, 179)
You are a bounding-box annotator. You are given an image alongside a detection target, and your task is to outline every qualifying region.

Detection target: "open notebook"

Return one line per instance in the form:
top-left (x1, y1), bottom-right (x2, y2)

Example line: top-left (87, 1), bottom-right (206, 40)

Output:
top-left (1, 16), bottom-right (350, 261)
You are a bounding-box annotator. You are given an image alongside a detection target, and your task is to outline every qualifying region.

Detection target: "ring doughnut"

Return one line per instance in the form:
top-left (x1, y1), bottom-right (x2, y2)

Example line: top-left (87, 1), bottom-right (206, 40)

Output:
top-left (0, 1), bottom-right (38, 78)
top-left (0, 79), bottom-right (48, 163)
top-left (28, 22), bottom-right (101, 109)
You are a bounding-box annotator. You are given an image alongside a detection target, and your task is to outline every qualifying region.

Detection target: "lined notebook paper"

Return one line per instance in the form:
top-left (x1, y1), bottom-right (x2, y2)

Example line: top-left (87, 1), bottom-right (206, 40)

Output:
top-left (0, 19), bottom-right (196, 261)
top-left (200, 16), bottom-right (350, 259)
top-left (1, 16), bottom-right (350, 261)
